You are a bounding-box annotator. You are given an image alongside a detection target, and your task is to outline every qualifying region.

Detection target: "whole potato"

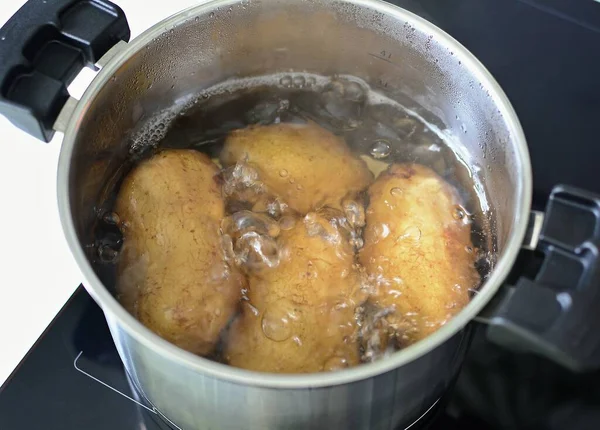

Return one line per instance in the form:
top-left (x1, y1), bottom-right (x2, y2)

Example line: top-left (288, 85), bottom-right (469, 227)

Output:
top-left (220, 123), bottom-right (373, 214)
top-left (225, 213), bottom-right (366, 373)
top-left (359, 164), bottom-right (479, 347)
top-left (115, 150), bottom-right (244, 356)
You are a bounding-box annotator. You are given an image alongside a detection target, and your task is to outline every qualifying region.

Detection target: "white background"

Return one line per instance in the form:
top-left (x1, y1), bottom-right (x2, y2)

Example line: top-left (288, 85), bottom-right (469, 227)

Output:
top-left (0, 0), bottom-right (202, 387)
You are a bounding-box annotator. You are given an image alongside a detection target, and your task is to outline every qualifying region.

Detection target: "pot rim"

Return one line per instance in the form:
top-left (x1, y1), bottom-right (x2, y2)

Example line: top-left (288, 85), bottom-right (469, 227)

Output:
top-left (57, 0), bottom-right (532, 389)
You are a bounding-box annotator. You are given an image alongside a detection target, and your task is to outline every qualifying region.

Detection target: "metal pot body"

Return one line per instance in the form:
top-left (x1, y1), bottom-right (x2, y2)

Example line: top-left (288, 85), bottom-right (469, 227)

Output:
top-left (54, 0), bottom-right (530, 429)
top-left (107, 312), bottom-right (471, 429)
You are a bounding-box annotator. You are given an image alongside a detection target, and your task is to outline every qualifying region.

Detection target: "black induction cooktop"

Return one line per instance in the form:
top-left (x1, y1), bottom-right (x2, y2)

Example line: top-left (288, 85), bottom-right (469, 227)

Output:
top-left (2, 0), bottom-right (600, 429)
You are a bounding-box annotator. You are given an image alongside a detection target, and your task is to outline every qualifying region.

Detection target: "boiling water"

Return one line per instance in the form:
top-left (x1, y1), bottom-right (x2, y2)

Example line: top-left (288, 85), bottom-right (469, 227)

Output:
top-left (92, 73), bottom-right (494, 368)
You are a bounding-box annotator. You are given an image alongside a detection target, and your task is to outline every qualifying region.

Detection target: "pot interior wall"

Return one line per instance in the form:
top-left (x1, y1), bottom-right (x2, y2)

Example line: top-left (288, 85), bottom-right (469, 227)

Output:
top-left (68, 0), bottom-right (525, 294)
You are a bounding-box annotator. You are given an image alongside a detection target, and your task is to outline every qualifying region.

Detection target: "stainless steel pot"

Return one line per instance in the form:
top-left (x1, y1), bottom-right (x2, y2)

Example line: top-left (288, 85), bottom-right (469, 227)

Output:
top-left (2, 1), bottom-right (600, 429)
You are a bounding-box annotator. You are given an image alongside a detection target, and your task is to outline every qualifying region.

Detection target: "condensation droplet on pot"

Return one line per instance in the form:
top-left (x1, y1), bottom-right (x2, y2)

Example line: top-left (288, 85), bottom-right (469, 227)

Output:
top-left (370, 140), bottom-right (391, 159)
top-left (194, 16), bottom-right (200, 22)
top-left (292, 75), bottom-right (305, 88)
top-left (98, 244), bottom-right (119, 263)
top-left (390, 187), bottom-right (403, 198)
top-left (279, 75), bottom-right (292, 88)
top-left (279, 169), bottom-right (288, 178)
top-left (209, 11), bottom-right (215, 18)
top-left (102, 212), bottom-right (120, 225)
top-left (306, 76), bottom-right (317, 87)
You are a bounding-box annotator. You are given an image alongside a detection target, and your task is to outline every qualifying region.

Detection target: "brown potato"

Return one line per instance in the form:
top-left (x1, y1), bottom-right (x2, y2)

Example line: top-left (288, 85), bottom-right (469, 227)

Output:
top-left (225, 213), bottom-right (365, 373)
top-left (115, 150), bottom-right (243, 356)
top-left (220, 122), bottom-right (373, 214)
top-left (359, 164), bottom-right (479, 347)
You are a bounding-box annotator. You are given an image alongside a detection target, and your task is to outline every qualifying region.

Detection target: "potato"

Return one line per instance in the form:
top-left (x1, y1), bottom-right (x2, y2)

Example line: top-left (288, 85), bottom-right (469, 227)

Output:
top-left (225, 213), bottom-right (365, 373)
top-left (220, 122), bottom-right (373, 214)
top-left (115, 150), bottom-right (244, 356)
top-left (359, 164), bottom-right (479, 347)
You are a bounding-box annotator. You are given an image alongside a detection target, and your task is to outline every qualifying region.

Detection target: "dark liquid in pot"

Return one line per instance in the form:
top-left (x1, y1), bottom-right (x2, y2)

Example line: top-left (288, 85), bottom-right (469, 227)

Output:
top-left (91, 73), bottom-right (493, 368)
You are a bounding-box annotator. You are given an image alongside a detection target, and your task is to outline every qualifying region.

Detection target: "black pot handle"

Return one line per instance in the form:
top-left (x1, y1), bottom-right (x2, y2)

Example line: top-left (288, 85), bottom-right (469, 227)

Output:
top-left (480, 185), bottom-right (600, 371)
top-left (0, 0), bottom-right (130, 142)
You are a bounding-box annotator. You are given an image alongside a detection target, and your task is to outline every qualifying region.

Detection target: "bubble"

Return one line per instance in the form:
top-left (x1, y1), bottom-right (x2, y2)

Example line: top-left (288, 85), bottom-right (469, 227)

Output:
top-left (296, 184), bottom-right (303, 191)
top-left (279, 216), bottom-right (296, 231)
top-left (453, 205), bottom-right (466, 221)
top-left (304, 213), bottom-right (341, 244)
top-left (98, 244), bottom-right (119, 263)
top-left (306, 76), bottom-right (317, 87)
top-left (221, 234), bottom-right (236, 263)
top-left (350, 236), bottom-right (364, 250)
top-left (279, 169), bottom-right (288, 177)
top-left (323, 355), bottom-right (350, 371)
top-left (398, 226), bottom-right (421, 242)
top-left (221, 210), bottom-right (280, 239)
top-left (344, 81), bottom-right (366, 102)
top-left (393, 117), bottom-right (418, 138)
top-left (221, 161), bottom-right (262, 198)
top-left (292, 75), bottom-right (306, 88)
top-left (235, 231), bottom-right (280, 270)
top-left (329, 80), bottom-right (345, 96)
top-left (278, 99), bottom-right (290, 111)
top-left (370, 140), bottom-right (391, 159)
top-left (465, 245), bottom-right (473, 253)
top-left (261, 300), bottom-right (297, 341)
top-left (279, 75), bottom-right (292, 88)
top-left (390, 187), bottom-right (403, 197)
top-left (342, 199), bottom-right (365, 228)
top-left (373, 223), bottom-right (390, 240)
top-left (102, 212), bottom-right (120, 225)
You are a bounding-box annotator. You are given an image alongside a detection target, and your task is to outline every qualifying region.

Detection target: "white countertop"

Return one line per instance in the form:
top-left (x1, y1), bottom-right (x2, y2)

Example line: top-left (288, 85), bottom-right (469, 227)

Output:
top-left (0, 0), bottom-right (202, 387)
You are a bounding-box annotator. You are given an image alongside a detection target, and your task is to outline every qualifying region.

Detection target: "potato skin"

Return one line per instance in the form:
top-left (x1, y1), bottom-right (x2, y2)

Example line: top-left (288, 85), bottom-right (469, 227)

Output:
top-left (359, 164), bottom-right (479, 346)
top-left (225, 213), bottom-right (365, 373)
top-left (115, 150), bottom-right (243, 356)
top-left (220, 123), bottom-right (373, 214)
